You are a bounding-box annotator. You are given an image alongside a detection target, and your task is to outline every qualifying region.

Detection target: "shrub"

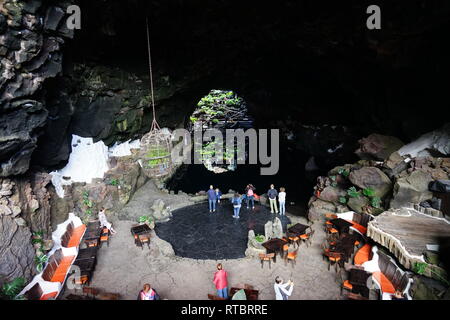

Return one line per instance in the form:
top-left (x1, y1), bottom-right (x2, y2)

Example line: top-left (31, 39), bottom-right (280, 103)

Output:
top-left (1, 278), bottom-right (26, 300)
top-left (339, 196), bottom-right (347, 204)
top-left (347, 186), bottom-right (360, 198)
top-left (139, 215), bottom-right (153, 224)
top-left (255, 235), bottom-right (265, 243)
top-left (362, 187), bottom-right (376, 198)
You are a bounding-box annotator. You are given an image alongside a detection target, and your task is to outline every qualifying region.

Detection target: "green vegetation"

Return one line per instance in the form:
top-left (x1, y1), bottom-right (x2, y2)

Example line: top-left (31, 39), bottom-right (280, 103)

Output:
top-left (146, 147), bottom-right (171, 168)
top-left (255, 235), bottom-right (265, 243)
top-left (109, 178), bottom-right (119, 186)
top-left (362, 187), bottom-right (376, 198)
top-left (347, 186), bottom-right (360, 198)
top-left (81, 191), bottom-right (95, 224)
top-left (138, 215), bottom-right (154, 225)
top-left (0, 278), bottom-right (26, 300)
top-left (371, 196), bottom-right (382, 208)
top-left (339, 196), bottom-right (348, 204)
top-left (35, 254), bottom-right (48, 273)
top-left (338, 168), bottom-right (350, 177)
top-left (31, 231), bottom-right (45, 248)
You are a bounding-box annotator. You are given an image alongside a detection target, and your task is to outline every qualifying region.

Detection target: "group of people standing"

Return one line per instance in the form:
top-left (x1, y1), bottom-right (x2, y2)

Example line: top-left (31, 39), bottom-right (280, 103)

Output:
top-left (207, 184), bottom-right (287, 218)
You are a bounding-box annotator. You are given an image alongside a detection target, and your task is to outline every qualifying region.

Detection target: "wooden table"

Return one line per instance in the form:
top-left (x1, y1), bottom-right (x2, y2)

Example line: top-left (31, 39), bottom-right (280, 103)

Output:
top-left (262, 238), bottom-right (287, 263)
top-left (288, 223), bottom-right (310, 236)
top-left (349, 269), bottom-right (370, 298)
top-left (230, 287), bottom-right (259, 300)
top-left (329, 234), bottom-right (357, 262)
top-left (330, 218), bottom-right (353, 234)
top-left (131, 224), bottom-right (152, 248)
top-left (82, 223), bottom-right (102, 247)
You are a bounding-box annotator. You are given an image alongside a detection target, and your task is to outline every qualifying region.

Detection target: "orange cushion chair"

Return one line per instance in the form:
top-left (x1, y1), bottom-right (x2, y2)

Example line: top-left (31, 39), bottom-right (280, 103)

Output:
top-left (67, 225), bottom-right (87, 247)
top-left (354, 244), bottom-right (372, 265)
top-left (40, 291), bottom-right (58, 300)
top-left (372, 271), bottom-right (396, 294)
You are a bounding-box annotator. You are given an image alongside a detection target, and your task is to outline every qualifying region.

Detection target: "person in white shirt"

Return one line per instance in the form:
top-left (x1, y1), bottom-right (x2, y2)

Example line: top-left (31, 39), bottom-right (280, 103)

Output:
top-left (278, 187), bottom-right (286, 215)
top-left (98, 207), bottom-right (117, 234)
top-left (274, 276), bottom-right (294, 300)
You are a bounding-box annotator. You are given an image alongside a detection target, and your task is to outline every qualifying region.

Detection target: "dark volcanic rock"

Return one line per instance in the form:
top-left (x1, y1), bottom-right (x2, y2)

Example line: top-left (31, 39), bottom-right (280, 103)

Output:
top-left (0, 215), bottom-right (35, 286)
top-left (0, 0), bottom-right (73, 177)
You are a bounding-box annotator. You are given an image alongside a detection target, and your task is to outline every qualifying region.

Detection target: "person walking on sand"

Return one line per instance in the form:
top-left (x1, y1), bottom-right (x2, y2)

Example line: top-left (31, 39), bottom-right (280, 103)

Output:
top-left (98, 207), bottom-right (117, 234)
top-left (213, 263), bottom-right (229, 299)
top-left (274, 276), bottom-right (294, 300)
top-left (207, 185), bottom-right (217, 213)
top-left (267, 184), bottom-right (279, 214)
top-left (278, 187), bottom-right (286, 215)
top-left (230, 193), bottom-right (243, 218)
top-left (246, 184), bottom-right (255, 210)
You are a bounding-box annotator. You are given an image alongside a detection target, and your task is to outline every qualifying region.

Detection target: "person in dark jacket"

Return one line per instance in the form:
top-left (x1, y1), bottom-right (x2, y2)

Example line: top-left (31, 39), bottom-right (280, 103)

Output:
top-left (215, 188), bottom-right (222, 204)
top-left (207, 185), bottom-right (217, 213)
top-left (230, 193), bottom-right (243, 218)
top-left (267, 184), bottom-right (278, 214)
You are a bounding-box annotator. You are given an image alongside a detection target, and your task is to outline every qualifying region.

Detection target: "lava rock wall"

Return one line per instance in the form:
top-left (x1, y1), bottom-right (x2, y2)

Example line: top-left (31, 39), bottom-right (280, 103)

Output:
top-left (0, 0), bottom-right (74, 177)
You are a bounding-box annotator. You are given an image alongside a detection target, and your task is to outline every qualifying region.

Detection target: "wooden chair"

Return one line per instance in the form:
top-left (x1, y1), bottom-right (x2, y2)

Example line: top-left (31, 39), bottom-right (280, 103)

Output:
top-left (259, 253), bottom-right (275, 269)
top-left (340, 279), bottom-right (353, 295)
top-left (74, 275), bottom-right (89, 288)
top-left (322, 243), bottom-right (330, 261)
top-left (326, 226), bottom-right (339, 241)
top-left (300, 229), bottom-right (315, 247)
top-left (285, 248), bottom-right (299, 267)
top-left (282, 243), bottom-right (289, 259)
top-left (345, 292), bottom-right (368, 300)
top-left (287, 232), bottom-right (300, 247)
top-left (82, 287), bottom-right (100, 299)
top-left (138, 234), bottom-right (151, 249)
top-left (99, 228), bottom-right (110, 248)
top-left (325, 251), bottom-right (342, 272)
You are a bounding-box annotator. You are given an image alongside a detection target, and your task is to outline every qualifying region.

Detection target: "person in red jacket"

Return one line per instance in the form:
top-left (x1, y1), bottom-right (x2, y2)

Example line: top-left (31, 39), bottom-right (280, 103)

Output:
top-left (213, 263), bottom-right (228, 299)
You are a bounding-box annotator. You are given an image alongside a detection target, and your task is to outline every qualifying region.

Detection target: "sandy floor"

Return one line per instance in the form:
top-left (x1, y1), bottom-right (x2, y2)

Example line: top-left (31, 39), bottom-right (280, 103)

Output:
top-left (67, 213), bottom-right (343, 300)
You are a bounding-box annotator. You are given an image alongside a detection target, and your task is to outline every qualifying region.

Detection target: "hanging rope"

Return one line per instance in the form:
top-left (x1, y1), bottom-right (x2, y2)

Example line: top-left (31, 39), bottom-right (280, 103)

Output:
top-left (146, 17), bottom-right (160, 131)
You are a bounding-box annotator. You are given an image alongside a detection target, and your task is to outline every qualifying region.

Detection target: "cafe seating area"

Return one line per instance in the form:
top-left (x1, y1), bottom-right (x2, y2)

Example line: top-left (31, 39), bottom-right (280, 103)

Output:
top-left (322, 211), bottom-right (413, 300)
top-left (260, 222), bottom-right (314, 269)
top-left (18, 213), bottom-right (112, 300)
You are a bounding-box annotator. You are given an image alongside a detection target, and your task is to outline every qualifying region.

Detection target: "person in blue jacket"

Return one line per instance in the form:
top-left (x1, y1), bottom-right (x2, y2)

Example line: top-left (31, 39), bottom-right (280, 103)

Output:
top-left (230, 193), bottom-right (243, 218)
top-left (207, 185), bottom-right (217, 213)
top-left (215, 188), bottom-right (222, 204)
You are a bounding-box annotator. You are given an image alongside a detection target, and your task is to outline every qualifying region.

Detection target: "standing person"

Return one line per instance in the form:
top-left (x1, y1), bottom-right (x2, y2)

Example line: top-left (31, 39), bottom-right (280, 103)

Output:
top-left (274, 276), bottom-right (294, 300)
top-left (215, 188), bottom-right (222, 204)
top-left (98, 207), bottom-right (117, 234)
top-left (246, 184), bottom-right (255, 210)
top-left (230, 193), bottom-right (242, 218)
top-left (267, 184), bottom-right (279, 214)
top-left (213, 263), bottom-right (228, 299)
top-left (138, 283), bottom-right (160, 300)
top-left (207, 185), bottom-right (217, 213)
top-left (278, 187), bottom-right (286, 216)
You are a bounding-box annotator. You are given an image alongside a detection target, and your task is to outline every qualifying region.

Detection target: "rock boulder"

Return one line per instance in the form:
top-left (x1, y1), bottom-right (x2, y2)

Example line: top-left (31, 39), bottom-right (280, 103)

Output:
top-left (390, 170), bottom-right (434, 209)
top-left (349, 167), bottom-right (392, 198)
top-left (355, 134), bottom-right (404, 161)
